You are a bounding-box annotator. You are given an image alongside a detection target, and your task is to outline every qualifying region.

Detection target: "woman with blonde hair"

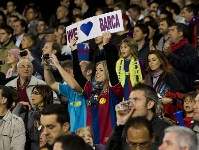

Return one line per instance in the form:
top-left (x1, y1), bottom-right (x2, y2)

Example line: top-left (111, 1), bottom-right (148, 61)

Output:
top-left (76, 126), bottom-right (105, 150)
top-left (6, 49), bottom-right (20, 78)
top-left (21, 34), bottom-right (41, 63)
top-left (70, 35), bottom-right (124, 145)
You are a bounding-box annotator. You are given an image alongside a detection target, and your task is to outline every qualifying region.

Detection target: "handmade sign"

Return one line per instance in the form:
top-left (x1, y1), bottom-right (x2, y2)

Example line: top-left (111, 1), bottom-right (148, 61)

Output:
top-left (66, 10), bottom-right (124, 45)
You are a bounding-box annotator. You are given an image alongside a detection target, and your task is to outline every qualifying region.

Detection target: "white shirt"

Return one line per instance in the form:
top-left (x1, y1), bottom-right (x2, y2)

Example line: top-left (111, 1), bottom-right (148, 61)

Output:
top-left (15, 33), bottom-right (25, 47)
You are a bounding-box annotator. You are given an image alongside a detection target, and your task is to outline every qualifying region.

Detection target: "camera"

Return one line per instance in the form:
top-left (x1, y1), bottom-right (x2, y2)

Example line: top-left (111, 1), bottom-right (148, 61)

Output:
top-left (19, 51), bottom-right (28, 57)
top-left (43, 53), bottom-right (49, 60)
top-left (0, 60), bottom-right (5, 65)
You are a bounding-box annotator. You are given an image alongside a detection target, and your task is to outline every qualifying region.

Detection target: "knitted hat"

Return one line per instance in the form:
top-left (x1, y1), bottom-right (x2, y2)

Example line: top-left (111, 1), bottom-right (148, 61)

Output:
top-left (8, 49), bottom-right (20, 59)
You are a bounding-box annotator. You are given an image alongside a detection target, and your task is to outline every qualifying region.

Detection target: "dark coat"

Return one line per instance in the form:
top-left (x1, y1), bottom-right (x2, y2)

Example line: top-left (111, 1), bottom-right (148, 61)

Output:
top-left (105, 114), bottom-right (171, 150)
top-left (167, 44), bottom-right (198, 92)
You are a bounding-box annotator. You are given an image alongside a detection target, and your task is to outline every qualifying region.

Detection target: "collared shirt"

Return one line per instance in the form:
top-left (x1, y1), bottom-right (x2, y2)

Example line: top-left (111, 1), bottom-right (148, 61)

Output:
top-left (158, 37), bottom-right (170, 51)
top-left (15, 33), bottom-right (25, 47)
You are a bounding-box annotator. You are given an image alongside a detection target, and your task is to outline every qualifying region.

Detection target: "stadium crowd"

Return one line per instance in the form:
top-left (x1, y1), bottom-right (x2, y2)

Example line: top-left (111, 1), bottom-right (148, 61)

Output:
top-left (0, 0), bottom-right (199, 150)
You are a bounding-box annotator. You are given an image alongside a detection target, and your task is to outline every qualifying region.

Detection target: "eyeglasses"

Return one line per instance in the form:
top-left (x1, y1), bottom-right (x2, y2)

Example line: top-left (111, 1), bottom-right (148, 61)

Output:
top-left (128, 141), bottom-right (149, 149)
top-left (19, 66), bottom-right (32, 69)
top-left (32, 91), bottom-right (41, 95)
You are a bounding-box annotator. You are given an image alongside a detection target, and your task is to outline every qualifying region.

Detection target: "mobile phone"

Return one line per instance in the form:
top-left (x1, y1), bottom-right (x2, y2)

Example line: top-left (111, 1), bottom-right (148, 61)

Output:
top-left (0, 60), bottom-right (5, 65)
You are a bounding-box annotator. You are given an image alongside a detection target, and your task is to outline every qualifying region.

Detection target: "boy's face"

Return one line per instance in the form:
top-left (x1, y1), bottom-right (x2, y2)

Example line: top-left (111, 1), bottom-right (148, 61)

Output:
top-left (184, 96), bottom-right (194, 113)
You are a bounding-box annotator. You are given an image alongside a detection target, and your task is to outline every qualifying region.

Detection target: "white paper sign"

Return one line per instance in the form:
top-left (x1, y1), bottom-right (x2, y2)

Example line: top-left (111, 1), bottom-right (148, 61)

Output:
top-left (66, 10), bottom-right (124, 45)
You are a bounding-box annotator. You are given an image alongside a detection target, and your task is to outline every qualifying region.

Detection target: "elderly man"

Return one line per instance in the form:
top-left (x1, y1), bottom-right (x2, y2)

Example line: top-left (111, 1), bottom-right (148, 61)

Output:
top-left (0, 85), bottom-right (26, 150)
top-left (6, 59), bottom-right (59, 109)
top-left (159, 126), bottom-right (198, 150)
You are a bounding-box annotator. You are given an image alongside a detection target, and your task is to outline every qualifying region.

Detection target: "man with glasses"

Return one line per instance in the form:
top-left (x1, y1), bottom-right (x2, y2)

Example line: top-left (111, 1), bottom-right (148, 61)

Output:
top-left (105, 83), bottom-right (171, 150)
top-left (6, 59), bottom-right (59, 109)
top-left (125, 116), bottom-right (155, 150)
top-left (5, 0), bottom-right (24, 24)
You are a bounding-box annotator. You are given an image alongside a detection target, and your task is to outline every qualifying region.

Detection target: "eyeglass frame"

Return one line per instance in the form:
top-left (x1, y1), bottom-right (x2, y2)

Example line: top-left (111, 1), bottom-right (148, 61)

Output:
top-left (127, 140), bottom-right (150, 149)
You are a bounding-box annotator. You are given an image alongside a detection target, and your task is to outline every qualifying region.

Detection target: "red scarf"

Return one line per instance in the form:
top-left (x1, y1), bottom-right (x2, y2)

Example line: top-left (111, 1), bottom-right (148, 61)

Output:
top-left (170, 38), bottom-right (188, 53)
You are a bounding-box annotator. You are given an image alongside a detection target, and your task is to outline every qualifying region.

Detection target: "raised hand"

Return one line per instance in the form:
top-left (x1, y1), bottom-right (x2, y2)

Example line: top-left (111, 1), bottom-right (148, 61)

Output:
top-left (69, 37), bottom-right (77, 51)
top-left (102, 31), bottom-right (112, 45)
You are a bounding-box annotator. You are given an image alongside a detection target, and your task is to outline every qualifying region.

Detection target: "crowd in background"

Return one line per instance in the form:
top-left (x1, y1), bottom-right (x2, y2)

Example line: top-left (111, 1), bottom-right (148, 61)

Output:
top-left (0, 0), bottom-right (199, 150)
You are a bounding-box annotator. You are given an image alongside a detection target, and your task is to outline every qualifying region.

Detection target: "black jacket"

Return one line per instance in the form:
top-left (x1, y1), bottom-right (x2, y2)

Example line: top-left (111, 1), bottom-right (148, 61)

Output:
top-left (105, 114), bottom-right (171, 150)
top-left (167, 44), bottom-right (198, 92)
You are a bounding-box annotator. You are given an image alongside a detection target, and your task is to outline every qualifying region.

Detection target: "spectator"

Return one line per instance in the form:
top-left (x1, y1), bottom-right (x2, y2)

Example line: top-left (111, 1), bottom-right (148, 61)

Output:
top-left (133, 23), bottom-right (149, 67)
top-left (5, 0), bottom-right (24, 23)
top-left (44, 56), bottom-right (94, 132)
top-left (159, 10), bottom-right (173, 21)
top-left (127, 4), bottom-right (144, 27)
top-left (124, 116), bottom-right (155, 150)
top-left (157, 18), bottom-right (175, 51)
top-left (113, 37), bottom-right (143, 100)
top-left (165, 2), bottom-right (186, 24)
top-left (191, 92), bottom-right (199, 133)
top-left (163, 23), bottom-right (198, 92)
top-left (0, 11), bottom-right (7, 27)
top-left (76, 126), bottom-right (105, 150)
top-left (105, 83), bottom-right (171, 150)
top-left (0, 85), bottom-right (26, 150)
top-left (56, 6), bottom-right (70, 27)
top-left (21, 34), bottom-right (42, 64)
top-left (0, 25), bottom-right (19, 74)
top-left (13, 85), bottom-right (54, 150)
top-left (13, 19), bottom-right (28, 48)
top-left (73, 0), bottom-right (96, 19)
top-left (40, 104), bottom-right (70, 150)
top-left (183, 91), bottom-right (197, 127)
top-left (26, 6), bottom-right (40, 36)
top-left (159, 126), bottom-right (198, 150)
top-left (53, 134), bottom-right (93, 150)
top-left (145, 50), bottom-right (184, 120)
top-left (6, 49), bottom-right (20, 78)
top-left (25, 40), bottom-right (63, 82)
top-left (5, 59), bottom-right (59, 109)
top-left (7, 15), bottom-right (19, 29)
top-left (145, 21), bottom-right (161, 49)
top-left (181, 4), bottom-right (199, 49)
top-left (70, 37), bottom-right (124, 144)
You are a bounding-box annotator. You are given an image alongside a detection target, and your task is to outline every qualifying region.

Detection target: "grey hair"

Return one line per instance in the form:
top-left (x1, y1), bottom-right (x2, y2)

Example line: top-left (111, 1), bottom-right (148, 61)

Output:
top-left (17, 59), bottom-right (33, 69)
top-left (165, 126), bottom-right (198, 150)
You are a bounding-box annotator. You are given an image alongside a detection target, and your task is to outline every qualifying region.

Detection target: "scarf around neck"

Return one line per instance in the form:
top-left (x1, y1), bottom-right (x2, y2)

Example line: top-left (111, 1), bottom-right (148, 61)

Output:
top-left (188, 15), bottom-right (199, 25)
top-left (89, 82), bottom-right (104, 106)
top-left (146, 69), bottom-right (163, 87)
top-left (170, 38), bottom-right (188, 53)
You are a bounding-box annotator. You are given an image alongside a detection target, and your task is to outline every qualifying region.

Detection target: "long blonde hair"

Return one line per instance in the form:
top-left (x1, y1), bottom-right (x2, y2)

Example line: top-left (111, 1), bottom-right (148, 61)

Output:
top-left (120, 38), bottom-right (138, 58)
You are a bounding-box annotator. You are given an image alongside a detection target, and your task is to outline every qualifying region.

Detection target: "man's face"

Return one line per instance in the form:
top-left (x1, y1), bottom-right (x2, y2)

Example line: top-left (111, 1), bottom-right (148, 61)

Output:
top-left (17, 60), bottom-right (33, 78)
top-left (126, 126), bottom-right (154, 150)
top-left (38, 21), bottom-right (48, 34)
top-left (42, 42), bottom-right (53, 54)
top-left (129, 90), bottom-right (152, 118)
top-left (158, 132), bottom-right (181, 150)
top-left (60, 0), bottom-right (70, 8)
top-left (27, 8), bottom-right (38, 21)
top-left (168, 26), bottom-right (182, 43)
top-left (181, 8), bottom-right (193, 22)
top-left (94, 36), bottom-right (103, 45)
top-left (56, 6), bottom-right (68, 20)
top-left (0, 29), bottom-right (12, 44)
top-left (128, 8), bottom-right (138, 20)
top-left (158, 21), bottom-right (169, 35)
top-left (74, 0), bottom-right (83, 7)
top-left (149, 3), bottom-right (158, 12)
top-left (53, 142), bottom-right (63, 150)
top-left (80, 61), bottom-right (89, 78)
top-left (7, 1), bottom-right (15, 13)
top-left (45, 33), bottom-right (56, 41)
top-left (40, 114), bottom-right (67, 146)
top-left (13, 21), bottom-right (25, 36)
top-left (133, 27), bottom-right (146, 42)
top-left (8, 17), bottom-right (18, 29)
top-left (193, 94), bottom-right (199, 121)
